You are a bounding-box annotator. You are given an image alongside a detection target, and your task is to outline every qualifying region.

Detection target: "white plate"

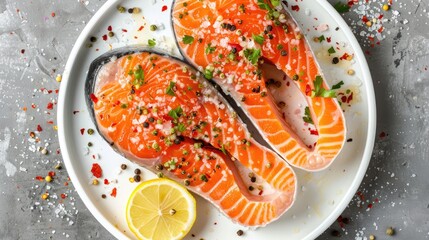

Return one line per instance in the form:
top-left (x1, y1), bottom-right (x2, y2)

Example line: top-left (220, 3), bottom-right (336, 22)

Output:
top-left (58, 0), bottom-right (376, 239)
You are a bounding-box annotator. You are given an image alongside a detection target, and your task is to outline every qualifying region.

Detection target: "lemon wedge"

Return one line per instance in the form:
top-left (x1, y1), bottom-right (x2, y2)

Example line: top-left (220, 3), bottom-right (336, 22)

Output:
top-left (126, 178), bottom-right (196, 240)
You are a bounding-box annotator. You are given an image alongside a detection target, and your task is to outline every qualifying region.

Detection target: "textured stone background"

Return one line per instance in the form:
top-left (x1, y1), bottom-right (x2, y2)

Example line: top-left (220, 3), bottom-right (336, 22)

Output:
top-left (0, 0), bottom-right (428, 239)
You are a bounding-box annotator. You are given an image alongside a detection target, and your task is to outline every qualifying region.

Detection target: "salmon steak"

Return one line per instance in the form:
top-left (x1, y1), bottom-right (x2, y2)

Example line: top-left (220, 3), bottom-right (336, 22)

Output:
top-left (85, 49), bottom-right (297, 227)
top-left (172, 0), bottom-right (347, 171)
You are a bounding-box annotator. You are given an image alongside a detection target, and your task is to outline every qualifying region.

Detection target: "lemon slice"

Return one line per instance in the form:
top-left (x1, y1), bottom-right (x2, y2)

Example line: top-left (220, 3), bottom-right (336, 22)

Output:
top-left (126, 178), bottom-right (197, 240)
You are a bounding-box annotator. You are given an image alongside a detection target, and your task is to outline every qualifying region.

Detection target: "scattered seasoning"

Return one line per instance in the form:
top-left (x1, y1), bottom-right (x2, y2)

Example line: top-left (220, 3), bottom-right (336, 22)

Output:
top-left (92, 179), bottom-right (99, 185)
top-left (347, 69), bottom-right (355, 75)
top-left (182, 35), bottom-right (194, 44)
top-left (41, 193), bottom-right (49, 200)
top-left (134, 168), bottom-right (141, 175)
top-left (150, 25), bottom-right (158, 31)
top-left (369, 234), bottom-right (376, 240)
top-left (91, 163), bottom-right (103, 178)
top-left (133, 175), bottom-right (141, 182)
top-left (117, 6), bottom-right (126, 13)
top-left (88, 142), bottom-right (93, 147)
top-left (386, 227), bottom-right (394, 236)
top-left (45, 175), bottom-right (52, 182)
top-left (332, 57), bottom-right (339, 64)
top-left (184, 179), bottom-right (190, 186)
top-left (331, 230), bottom-right (341, 237)
top-left (169, 209), bottom-right (176, 215)
top-left (382, 4), bottom-right (390, 11)
top-left (101, 194), bottom-right (106, 199)
top-left (161, 5), bottom-right (168, 12)
top-left (108, 31), bottom-right (114, 37)
top-left (110, 188), bottom-right (117, 197)
top-left (121, 164), bottom-right (127, 170)
top-left (236, 230), bottom-right (244, 236)
top-left (87, 128), bottom-right (95, 135)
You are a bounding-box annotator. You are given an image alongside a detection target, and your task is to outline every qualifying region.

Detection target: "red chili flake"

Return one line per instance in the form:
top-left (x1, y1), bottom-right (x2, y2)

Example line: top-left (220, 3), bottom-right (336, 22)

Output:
top-left (379, 131), bottom-right (387, 139)
top-left (138, 26), bottom-right (144, 31)
top-left (61, 193), bottom-right (67, 199)
top-left (161, 5), bottom-right (168, 12)
top-left (110, 187), bottom-right (117, 197)
top-left (64, 182), bottom-right (69, 186)
top-left (367, 203), bottom-right (373, 209)
top-left (104, 179), bottom-right (110, 185)
top-left (337, 215), bottom-right (345, 228)
top-left (91, 163), bottom-right (103, 178)
top-left (258, 190), bottom-right (264, 195)
top-left (48, 171), bottom-right (56, 177)
top-left (31, 103), bottom-right (37, 109)
top-left (102, 34), bottom-right (108, 41)
top-left (374, 198), bottom-right (379, 203)
top-left (327, 37), bottom-right (332, 43)
top-left (47, 102), bottom-right (54, 110)
top-left (340, 53), bottom-right (350, 60)
top-left (162, 115), bottom-right (173, 121)
top-left (80, 128), bottom-right (85, 135)
top-left (356, 191), bottom-right (365, 201)
top-left (291, 5), bottom-right (300, 11)
top-left (55, 89), bottom-right (59, 94)
top-left (51, 12), bottom-right (55, 17)
top-left (122, 29), bottom-right (128, 32)
top-left (378, 14), bottom-right (384, 20)
top-left (341, 96), bottom-right (347, 103)
top-left (89, 93), bottom-right (98, 103)
top-left (107, 25), bottom-right (112, 31)
top-left (73, 110), bottom-right (80, 115)
top-left (346, 92), bottom-right (353, 103)
top-left (286, 81), bottom-right (290, 87)
top-left (305, 84), bottom-right (311, 95)
top-left (309, 129), bottom-right (319, 135)
top-left (377, 27), bottom-right (384, 33)
top-left (362, 15), bottom-right (368, 23)
top-left (37, 125), bottom-right (43, 132)
top-left (35, 176), bottom-right (44, 181)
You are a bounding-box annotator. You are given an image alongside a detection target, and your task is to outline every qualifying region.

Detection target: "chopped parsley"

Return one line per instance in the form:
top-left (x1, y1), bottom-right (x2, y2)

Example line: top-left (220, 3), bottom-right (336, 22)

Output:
top-left (252, 34), bottom-right (265, 45)
top-left (318, 35), bottom-right (325, 42)
top-left (204, 68), bottom-right (214, 80)
top-left (311, 76), bottom-right (337, 98)
top-left (331, 81), bottom-right (344, 90)
top-left (182, 35), bottom-right (194, 44)
top-left (328, 46), bottom-right (336, 55)
top-left (148, 39), bottom-right (156, 47)
top-left (243, 48), bottom-right (262, 65)
top-left (166, 81), bottom-right (176, 96)
top-left (168, 106), bottom-right (183, 119)
top-left (334, 2), bottom-right (350, 13)
top-left (257, 0), bottom-right (271, 11)
top-left (205, 43), bottom-right (216, 54)
top-left (303, 106), bottom-right (314, 124)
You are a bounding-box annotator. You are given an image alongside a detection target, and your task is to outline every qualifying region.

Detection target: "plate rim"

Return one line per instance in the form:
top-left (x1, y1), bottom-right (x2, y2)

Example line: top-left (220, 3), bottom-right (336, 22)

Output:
top-left (57, 0), bottom-right (377, 239)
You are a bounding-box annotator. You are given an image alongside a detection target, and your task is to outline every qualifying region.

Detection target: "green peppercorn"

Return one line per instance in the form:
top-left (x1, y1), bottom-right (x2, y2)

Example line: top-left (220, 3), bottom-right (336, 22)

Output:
top-left (117, 6), bottom-right (126, 13)
top-left (108, 31), bottom-right (114, 37)
top-left (386, 227), bottom-right (394, 236)
top-left (87, 128), bottom-right (95, 135)
top-left (184, 179), bottom-right (190, 186)
top-left (293, 74), bottom-right (299, 81)
top-left (87, 142), bottom-right (93, 147)
top-left (150, 25), bottom-right (158, 31)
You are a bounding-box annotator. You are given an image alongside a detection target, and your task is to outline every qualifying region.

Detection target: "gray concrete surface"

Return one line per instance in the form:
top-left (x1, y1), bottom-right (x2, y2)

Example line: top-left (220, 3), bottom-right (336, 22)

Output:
top-left (0, 0), bottom-right (428, 239)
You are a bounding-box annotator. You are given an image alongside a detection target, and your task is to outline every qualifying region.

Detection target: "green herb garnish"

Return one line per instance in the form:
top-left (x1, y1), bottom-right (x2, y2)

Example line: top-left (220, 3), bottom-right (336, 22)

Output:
top-left (318, 35), bottom-right (325, 42)
top-left (182, 35), bottom-right (194, 44)
top-left (311, 76), bottom-right (337, 98)
top-left (253, 34), bottom-right (265, 45)
top-left (204, 68), bottom-right (214, 80)
top-left (205, 43), bottom-right (216, 54)
top-left (303, 106), bottom-right (314, 124)
top-left (133, 65), bottom-right (145, 88)
top-left (148, 39), bottom-right (156, 47)
top-left (331, 81), bottom-right (344, 90)
top-left (328, 46), bottom-right (336, 55)
top-left (166, 81), bottom-right (176, 96)
top-left (243, 48), bottom-right (262, 65)
top-left (168, 106), bottom-right (183, 119)
top-left (177, 123), bottom-right (186, 132)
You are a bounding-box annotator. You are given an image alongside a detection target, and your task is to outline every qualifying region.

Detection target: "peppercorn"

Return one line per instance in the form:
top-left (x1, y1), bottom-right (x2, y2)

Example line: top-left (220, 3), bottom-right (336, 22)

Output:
top-left (90, 36), bottom-right (97, 42)
top-left (143, 122), bottom-right (149, 128)
top-left (101, 194), bottom-right (106, 199)
top-left (134, 168), bottom-right (141, 175)
top-left (331, 230), bottom-right (341, 237)
top-left (174, 138), bottom-right (181, 145)
top-left (386, 227), bottom-right (394, 236)
top-left (231, 47), bottom-right (237, 54)
top-left (148, 117), bottom-right (155, 123)
top-left (280, 50), bottom-right (287, 56)
top-left (332, 57), bottom-right (339, 64)
top-left (41, 193), bottom-right (49, 200)
top-left (121, 164), bottom-right (127, 170)
top-left (184, 179), bottom-right (190, 186)
top-left (87, 128), bottom-right (95, 135)
top-left (157, 172), bottom-right (164, 178)
top-left (132, 7), bottom-right (140, 14)
top-left (252, 85), bottom-right (261, 93)
top-left (248, 186), bottom-right (254, 191)
top-left (127, 8), bottom-right (133, 13)
top-left (347, 69), bottom-right (355, 75)
top-left (237, 230), bottom-right (244, 236)
top-left (153, 164), bottom-right (163, 171)
top-left (133, 175), bottom-right (141, 182)
top-left (266, 25), bottom-right (273, 32)
top-left (117, 6), bottom-right (126, 13)
top-left (369, 234), bottom-right (376, 240)
top-left (150, 25), bottom-right (158, 31)
top-left (230, 25), bottom-right (236, 31)
top-left (342, 217), bottom-right (350, 224)
top-left (45, 176), bottom-right (52, 182)
top-left (88, 142), bottom-right (93, 147)
top-left (292, 74), bottom-right (299, 81)
top-left (382, 4), bottom-right (390, 11)
top-left (250, 176), bottom-right (256, 182)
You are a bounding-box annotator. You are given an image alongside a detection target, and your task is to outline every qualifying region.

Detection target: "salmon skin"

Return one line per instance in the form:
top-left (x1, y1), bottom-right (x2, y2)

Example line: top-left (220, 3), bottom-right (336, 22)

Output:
top-left (172, 0), bottom-right (347, 171)
top-left (85, 48), bottom-right (297, 227)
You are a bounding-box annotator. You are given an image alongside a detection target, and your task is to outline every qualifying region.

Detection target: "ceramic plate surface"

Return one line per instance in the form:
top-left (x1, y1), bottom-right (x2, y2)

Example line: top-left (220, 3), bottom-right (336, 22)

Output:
top-left (58, 0), bottom-right (376, 239)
